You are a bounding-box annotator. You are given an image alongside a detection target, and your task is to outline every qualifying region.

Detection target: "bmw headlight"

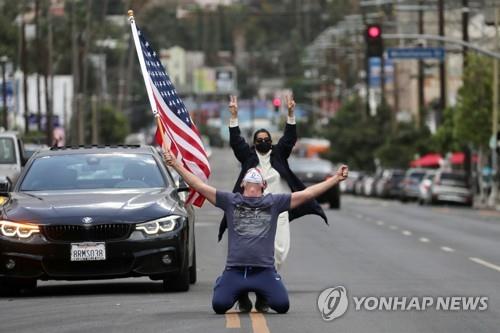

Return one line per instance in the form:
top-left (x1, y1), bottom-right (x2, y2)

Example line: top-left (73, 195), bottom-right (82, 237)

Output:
top-left (0, 221), bottom-right (40, 239)
top-left (135, 215), bottom-right (183, 235)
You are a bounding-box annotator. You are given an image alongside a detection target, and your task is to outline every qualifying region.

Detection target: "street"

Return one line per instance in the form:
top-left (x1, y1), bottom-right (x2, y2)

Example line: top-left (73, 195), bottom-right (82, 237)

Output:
top-left (1, 147), bottom-right (499, 333)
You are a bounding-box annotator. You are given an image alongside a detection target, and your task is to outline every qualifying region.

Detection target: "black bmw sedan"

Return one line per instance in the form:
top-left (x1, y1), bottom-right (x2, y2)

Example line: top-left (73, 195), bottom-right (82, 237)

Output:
top-left (0, 145), bottom-right (196, 295)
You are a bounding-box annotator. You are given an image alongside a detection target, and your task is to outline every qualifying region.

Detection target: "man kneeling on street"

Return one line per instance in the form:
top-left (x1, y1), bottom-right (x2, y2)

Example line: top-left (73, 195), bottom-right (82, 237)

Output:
top-left (162, 146), bottom-right (348, 314)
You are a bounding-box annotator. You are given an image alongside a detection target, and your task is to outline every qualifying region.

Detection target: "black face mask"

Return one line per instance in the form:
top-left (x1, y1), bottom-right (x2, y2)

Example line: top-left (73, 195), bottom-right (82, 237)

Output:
top-left (255, 141), bottom-right (272, 154)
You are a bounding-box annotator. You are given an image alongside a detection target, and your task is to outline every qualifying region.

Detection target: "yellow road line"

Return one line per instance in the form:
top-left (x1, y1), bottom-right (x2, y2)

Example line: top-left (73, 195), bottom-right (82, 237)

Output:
top-left (250, 312), bottom-right (270, 333)
top-left (225, 311), bottom-right (241, 329)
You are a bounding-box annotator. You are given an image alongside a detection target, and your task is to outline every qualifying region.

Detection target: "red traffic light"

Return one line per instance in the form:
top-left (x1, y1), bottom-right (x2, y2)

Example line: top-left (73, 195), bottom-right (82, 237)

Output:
top-left (367, 25), bottom-right (381, 38)
top-left (273, 98), bottom-right (281, 107)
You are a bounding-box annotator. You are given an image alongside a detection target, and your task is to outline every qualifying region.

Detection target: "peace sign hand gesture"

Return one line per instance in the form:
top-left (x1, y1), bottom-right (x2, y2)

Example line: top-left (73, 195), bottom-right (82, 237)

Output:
top-left (229, 95), bottom-right (238, 120)
top-left (285, 94), bottom-right (296, 118)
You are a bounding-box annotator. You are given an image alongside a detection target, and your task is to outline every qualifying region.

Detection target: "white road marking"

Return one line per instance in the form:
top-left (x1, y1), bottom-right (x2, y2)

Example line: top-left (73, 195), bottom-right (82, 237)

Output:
top-left (355, 214), bottom-right (364, 219)
top-left (376, 221), bottom-right (385, 226)
top-left (389, 225), bottom-right (399, 230)
top-left (469, 257), bottom-right (500, 273)
top-left (440, 246), bottom-right (455, 253)
top-left (402, 230), bottom-right (412, 236)
top-left (419, 237), bottom-right (430, 243)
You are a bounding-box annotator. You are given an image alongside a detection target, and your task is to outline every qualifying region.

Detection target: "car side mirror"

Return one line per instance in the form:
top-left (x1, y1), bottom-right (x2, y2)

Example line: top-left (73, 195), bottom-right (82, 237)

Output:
top-left (0, 177), bottom-right (12, 196)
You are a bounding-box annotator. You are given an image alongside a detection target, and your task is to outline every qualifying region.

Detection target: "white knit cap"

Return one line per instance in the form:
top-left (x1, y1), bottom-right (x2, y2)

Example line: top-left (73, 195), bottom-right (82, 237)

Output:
top-left (242, 168), bottom-right (265, 185)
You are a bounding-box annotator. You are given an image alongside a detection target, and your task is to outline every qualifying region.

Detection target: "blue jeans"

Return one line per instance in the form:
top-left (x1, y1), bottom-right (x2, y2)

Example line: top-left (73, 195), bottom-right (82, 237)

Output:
top-left (212, 266), bottom-right (290, 314)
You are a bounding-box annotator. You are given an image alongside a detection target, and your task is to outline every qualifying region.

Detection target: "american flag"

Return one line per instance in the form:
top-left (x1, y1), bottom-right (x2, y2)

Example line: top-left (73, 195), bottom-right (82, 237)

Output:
top-left (137, 28), bottom-right (211, 207)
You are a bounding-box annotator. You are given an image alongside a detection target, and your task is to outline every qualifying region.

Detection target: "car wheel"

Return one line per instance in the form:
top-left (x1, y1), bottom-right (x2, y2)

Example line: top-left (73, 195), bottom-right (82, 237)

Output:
top-left (189, 242), bottom-right (197, 285)
top-left (0, 278), bottom-right (37, 296)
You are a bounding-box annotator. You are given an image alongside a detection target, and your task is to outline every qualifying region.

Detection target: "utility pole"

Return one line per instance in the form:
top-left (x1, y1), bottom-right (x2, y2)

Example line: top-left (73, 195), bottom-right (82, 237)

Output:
top-left (45, 7), bottom-right (53, 146)
top-left (417, 0), bottom-right (425, 129)
top-left (35, 0), bottom-right (42, 131)
top-left (489, 8), bottom-right (499, 207)
top-left (80, 0), bottom-right (92, 145)
top-left (21, 17), bottom-right (29, 133)
top-left (1, 57), bottom-right (7, 130)
top-left (362, 10), bottom-right (370, 116)
top-left (71, 0), bottom-right (80, 145)
top-left (438, 0), bottom-right (446, 124)
top-left (91, 95), bottom-right (98, 145)
top-left (462, 0), bottom-right (469, 68)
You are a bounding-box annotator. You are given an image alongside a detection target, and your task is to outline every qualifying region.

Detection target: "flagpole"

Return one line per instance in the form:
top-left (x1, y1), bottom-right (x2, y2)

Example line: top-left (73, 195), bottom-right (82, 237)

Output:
top-left (127, 10), bottom-right (169, 148)
top-left (128, 10), bottom-right (157, 116)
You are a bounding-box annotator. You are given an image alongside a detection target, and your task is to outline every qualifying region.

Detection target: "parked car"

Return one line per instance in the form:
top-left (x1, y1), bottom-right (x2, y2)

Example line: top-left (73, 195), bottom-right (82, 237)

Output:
top-left (375, 169), bottom-right (405, 198)
top-left (288, 156), bottom-right (340, 209)
top-left (354, 174), bottom-right (366, 196)
top-left (341, 170), bottom-right (362, 194)
top-left (418, 170), bottom-right (437, 205)
top-left (429, 171), bottom-right (473, 206)
top-left (362, 175), bottom-right (376, 197)
top-left (400, 168), bottom-right (427, 202)
top-left (0, 145), bottom-right (196, 295)
top-left (0, 132), bottom-right (27, 187)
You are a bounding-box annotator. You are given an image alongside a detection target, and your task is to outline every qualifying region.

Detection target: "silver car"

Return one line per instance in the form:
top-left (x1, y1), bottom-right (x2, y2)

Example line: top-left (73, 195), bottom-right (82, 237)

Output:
top-left (429, 171), bottom-right (473, 206)
top-left (400, 168), bottom-right (427, 202)
top-left (0, 132), bottom-right (26, 187)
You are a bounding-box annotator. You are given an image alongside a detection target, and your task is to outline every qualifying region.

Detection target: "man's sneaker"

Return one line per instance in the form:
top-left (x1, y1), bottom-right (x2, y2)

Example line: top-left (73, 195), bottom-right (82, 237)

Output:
top-left (255, 294), bottom-right (269, 313)
top-left (237, 293), bottom-right (252, 313)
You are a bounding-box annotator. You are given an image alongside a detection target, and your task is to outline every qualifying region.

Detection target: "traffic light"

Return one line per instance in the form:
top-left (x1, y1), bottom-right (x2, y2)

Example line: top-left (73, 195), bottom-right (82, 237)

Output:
top-left (365, 24), bottom-right (383, 58)
top-left (273, 98), bottom-right (281, 113)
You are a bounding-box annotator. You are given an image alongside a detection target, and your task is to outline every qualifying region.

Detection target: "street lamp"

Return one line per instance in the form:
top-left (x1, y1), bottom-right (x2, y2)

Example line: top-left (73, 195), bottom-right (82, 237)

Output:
top-left (0, 55), bottom-right (8, 131)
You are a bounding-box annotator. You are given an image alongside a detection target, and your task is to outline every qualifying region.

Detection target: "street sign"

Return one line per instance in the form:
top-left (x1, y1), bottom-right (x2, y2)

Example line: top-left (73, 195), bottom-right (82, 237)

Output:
top-left (387, 47), bottom-right (445, 60)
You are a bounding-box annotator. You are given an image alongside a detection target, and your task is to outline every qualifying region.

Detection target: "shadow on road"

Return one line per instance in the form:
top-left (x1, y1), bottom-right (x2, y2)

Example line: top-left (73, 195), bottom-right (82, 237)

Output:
top-left (0, 281), bottom-right (204, 298)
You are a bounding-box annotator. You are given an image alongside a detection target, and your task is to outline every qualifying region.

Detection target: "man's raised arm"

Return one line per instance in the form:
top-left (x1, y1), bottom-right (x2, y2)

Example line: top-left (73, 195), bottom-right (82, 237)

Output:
top-left (290, 165), bottom-right (348, 209)
top-left (162, 146), bottom-right (217, 205)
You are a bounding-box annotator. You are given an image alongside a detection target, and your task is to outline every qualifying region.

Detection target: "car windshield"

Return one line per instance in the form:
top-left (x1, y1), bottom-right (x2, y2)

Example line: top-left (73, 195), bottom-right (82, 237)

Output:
top-left (409, 172), bottom-right (425, 181)
top-left (289, 158), bottom-right (332, 173)
top-left (0, 138), bottom-right (16, 164)
top-left (440, 173), bottom-right (467, 186)
top-left (20, 153), bottom-right (167, 191)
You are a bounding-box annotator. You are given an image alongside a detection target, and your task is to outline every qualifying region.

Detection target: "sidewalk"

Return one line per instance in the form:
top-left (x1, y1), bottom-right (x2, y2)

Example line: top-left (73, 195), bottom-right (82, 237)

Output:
top-left (474, 196), bottom-right (500, 213)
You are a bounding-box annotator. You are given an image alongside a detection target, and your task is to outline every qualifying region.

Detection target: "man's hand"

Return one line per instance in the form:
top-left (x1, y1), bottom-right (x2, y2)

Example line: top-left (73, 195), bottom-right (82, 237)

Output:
top-left (229, 95), bottom-right (238, 120)
top-left (286, 94), bottom-right (295, 118)
top-left (335, 165), bottom-right (349, 182)
top-left (162, 144), bottom-right (177, 168)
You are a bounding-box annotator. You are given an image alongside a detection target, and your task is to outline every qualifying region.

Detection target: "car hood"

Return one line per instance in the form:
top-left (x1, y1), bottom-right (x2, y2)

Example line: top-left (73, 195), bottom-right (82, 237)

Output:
top-left (2, 188), bottom-right (183, 224)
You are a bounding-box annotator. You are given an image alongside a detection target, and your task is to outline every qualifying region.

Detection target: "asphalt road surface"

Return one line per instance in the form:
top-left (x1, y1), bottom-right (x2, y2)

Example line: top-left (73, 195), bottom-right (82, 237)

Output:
top-left (1, 148), bottom-right (500, 333)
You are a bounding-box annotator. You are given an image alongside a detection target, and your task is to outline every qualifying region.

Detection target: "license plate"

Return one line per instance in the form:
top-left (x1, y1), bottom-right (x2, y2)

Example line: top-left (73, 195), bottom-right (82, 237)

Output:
top-left (70, 242), bottom-right (106, 261)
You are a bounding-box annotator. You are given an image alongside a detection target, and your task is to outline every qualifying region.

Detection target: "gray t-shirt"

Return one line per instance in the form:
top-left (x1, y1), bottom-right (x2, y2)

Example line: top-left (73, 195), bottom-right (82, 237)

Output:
top-left (216, 191), bottom-right (291, 267)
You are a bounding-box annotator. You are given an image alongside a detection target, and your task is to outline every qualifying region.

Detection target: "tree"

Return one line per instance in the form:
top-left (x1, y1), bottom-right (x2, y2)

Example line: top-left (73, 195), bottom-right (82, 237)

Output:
top-left (453, 54), bottom-right (492, 149)
top-left (98, 105), bottom-right (129, 144)
top-left (322, 97), bottom-right (385, 171)
top-left (375, 124), bottom-right (432, 168)
top-left (430, 107), bottom-right (460, 153)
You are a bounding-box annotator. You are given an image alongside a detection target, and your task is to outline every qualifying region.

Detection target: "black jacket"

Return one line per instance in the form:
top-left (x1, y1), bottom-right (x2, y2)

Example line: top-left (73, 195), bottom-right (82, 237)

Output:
top-left (217, 123), bottom-right (328, 241)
